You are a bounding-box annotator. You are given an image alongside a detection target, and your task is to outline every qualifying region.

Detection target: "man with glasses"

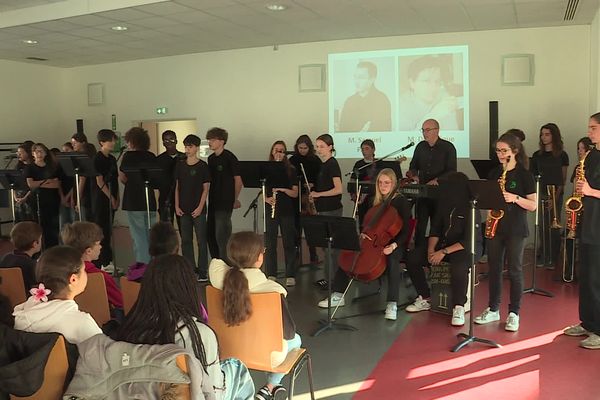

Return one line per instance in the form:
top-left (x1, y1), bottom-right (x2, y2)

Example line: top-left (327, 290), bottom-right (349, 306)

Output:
top-left (156, 130), bottom-right (184, 224)
top-left (407, 119), bottom-right (457, 247)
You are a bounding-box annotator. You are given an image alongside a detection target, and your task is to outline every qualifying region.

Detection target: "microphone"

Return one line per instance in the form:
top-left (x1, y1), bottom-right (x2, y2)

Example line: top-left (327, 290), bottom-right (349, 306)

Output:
top-left (400, 142), bottom-right (415, 152)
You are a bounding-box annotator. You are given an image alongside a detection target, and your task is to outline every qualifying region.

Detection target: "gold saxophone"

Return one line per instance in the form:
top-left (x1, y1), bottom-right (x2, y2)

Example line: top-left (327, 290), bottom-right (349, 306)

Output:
top-left (485, 157), bottom-right (509, 239)
top-left (564, 151), bottom-right (589, 239)
top-left (271, 190), bottom-right (277, 219)
top-left (547, 185), bottom-right (562, 229)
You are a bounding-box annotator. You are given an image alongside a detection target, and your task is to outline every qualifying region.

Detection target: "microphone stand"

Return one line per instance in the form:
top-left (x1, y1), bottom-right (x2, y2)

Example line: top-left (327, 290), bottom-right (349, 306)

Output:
top-left (243, 190), bottom-right (262, 233)
top-left (343, 143), bottom-right (414, 177)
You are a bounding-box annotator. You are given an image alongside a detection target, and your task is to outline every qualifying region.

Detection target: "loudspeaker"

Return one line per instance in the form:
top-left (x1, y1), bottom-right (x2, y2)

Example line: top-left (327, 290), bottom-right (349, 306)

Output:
top-left (76, 119), bottom-right (84, 134)
top-left (489, 101), bottom-right (498, 160)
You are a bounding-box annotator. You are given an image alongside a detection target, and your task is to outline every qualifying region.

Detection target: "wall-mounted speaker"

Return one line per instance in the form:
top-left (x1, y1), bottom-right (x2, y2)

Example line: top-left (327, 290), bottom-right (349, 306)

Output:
top-left (76, 119), bottom-right (84, 134)
top-left (489, 101), bottom-right (498, 160)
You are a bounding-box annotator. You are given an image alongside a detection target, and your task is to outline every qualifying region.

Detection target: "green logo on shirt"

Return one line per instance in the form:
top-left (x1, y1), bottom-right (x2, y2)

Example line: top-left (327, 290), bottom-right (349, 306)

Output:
top-left (217, 165), bottom-right (223, 172)
top-left (190, 169), bottom-right (197, 176)
top-left (509, 180), bottom-right (517, 189)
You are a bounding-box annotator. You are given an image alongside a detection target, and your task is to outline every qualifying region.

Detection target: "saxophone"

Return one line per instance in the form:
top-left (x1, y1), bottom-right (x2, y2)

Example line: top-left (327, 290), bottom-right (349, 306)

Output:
top-left (564, 151), bottom-right (589, 239)
top-left (271, 190), bottom-right (277, 219)
top-left (485, 157), bottom-right (509, 239)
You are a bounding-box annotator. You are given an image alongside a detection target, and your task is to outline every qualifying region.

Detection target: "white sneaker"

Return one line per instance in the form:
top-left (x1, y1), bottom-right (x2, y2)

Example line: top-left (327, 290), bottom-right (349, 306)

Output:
top-left (285, 277), bottom-right (296, 287)
top-left (318, 292), bottom-right (345, 308)
top-left (451, 305), bottom-right (465, 326)
top-left (505, 312), bottom-right (520, 332)
top-left (474, 307), bottom-right (500, 324)
top-left (101, 263), bottom-right (115, 274)
top-left (405, 295), bottom-right (431, 313)
top-left (385, 302), bottom-right (397, 320)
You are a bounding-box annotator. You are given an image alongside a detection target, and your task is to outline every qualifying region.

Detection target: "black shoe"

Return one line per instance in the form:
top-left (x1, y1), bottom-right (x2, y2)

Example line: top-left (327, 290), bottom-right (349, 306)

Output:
top-left (314, 279), bottom-right (328, 290)
top-left (272, 385), bottom-right (287, 400)
top-left (255, 385), bottom-right (272, 400)
top-left (197, 274), bottom-right (209, 283)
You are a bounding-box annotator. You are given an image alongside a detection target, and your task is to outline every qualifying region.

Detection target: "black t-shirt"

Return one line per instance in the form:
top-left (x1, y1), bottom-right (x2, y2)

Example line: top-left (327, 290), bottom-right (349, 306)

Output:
top-left (289, 154), bottom-right (320, 194)
top-left (338, 87), bottom-right (392, 132)
top-left (92, 151), bottom-right (119, 208)
top-left (24, 163), bottom-right (60, 208)
top-left (266, 165), bottom-right (297, 217)
top-left (530, 150), bottom-right (569, 188)
top-left (176, 159), bottom-right (211, 214)
top-left (120, 151), bottom-right (157, 211)
top-left (488, 164), bottom-right (535, 237)
top-left (581, 148), bottom-right (600, 245)
top-left (156, 151), bottom-right (184, 206)
top-left (208, 149), bottom-right (240, 211)
top-left (315, 157), bottom-right (342, 212)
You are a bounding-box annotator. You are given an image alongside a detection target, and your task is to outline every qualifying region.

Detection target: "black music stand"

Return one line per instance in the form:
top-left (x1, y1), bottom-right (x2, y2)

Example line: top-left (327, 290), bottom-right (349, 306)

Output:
top-left (302, 215), bottom-right (360, 336)
top-left (0, 169), bottom-right (25, 222)
top-left (523, 175), bottom-right (554, 297)
top-left (471, 160), bottom-right (499, 179)
top-left (57, 152), bottom-right (98, 222)
top-left (121, 163), bottom-right (162, 231)
top-left (452, 180), bottom-right (503, 352)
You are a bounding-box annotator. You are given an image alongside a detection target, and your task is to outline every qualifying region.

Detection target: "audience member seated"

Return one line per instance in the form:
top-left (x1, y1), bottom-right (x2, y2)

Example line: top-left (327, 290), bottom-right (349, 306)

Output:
top-left (209, 231), bottom-right (301, 400)
top-left (12, 246), bottom-right (102, 344)
top-left (61, 222), bottom-right (123, 310)
top-left (0, 294), bottom-right (13, 327)
top-left (126, 221), bottom-right (180, 282)
top-left (0, 235), bottom-right (13, 259)
top-left (117, 254), bottom-right (254, 400)
top-left (0, 222), bottom-right (42, 293)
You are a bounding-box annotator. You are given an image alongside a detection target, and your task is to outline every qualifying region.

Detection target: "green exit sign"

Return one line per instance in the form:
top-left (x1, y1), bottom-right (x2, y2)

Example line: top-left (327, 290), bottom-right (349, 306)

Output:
top-left (156, 107), bottom-right (168, 115)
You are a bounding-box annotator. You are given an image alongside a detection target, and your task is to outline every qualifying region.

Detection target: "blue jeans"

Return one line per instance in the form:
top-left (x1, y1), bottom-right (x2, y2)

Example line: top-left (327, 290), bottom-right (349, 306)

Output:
top-left (266, 333), bottom-right (302, 386)
top-left (207, 209), bottom-right (232, 261)
top-left (180, 213), bottom-right (209, 276)
top-left (126, 211), bottom-right (157, 264)
top-left (221, 358), bottom-right (255, 400)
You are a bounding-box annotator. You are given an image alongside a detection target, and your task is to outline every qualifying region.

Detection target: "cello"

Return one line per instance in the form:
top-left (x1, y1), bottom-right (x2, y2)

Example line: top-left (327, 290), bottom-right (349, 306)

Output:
top-left (338, 182), bottom-right (404, 282)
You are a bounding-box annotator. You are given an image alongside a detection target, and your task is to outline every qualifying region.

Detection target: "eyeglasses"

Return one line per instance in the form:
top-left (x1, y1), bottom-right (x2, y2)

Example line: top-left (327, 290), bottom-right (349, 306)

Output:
top-left (163, 139), bottom-right (177, 144)
top-left (495, 148), bottom-right (510, 154)
top-left (421, 127), bottom-right (439, 133)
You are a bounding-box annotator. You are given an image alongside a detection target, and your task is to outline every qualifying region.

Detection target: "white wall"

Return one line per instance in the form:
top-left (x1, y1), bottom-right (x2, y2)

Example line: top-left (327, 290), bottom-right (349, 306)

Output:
top-left (590, 8), bottom-right (600, 114)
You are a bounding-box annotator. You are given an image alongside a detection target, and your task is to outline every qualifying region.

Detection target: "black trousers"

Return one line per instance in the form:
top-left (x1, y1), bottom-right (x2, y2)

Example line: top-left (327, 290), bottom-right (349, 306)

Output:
top-left (207, 209), bottom-right (232, 261)
top-left (414, 198), bottom-right (437, 248)
top-left (93, 195), bottom-right (114, 267)
top-left (332, 247), bottom-right (404, 303)
top-left (265, 214), bottom-right (297, 278)
top-left (487, 234), bottom-right (526, 315)
top-left (579, 243), bottom-right (600, 335)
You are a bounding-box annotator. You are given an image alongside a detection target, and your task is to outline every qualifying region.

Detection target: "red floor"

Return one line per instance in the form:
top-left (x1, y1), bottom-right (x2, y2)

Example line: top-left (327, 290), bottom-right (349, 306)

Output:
top-left (354, 268), bottom-right (600, 400)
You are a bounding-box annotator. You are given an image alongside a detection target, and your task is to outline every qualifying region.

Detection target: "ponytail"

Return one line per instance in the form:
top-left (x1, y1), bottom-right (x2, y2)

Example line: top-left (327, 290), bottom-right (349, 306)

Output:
top-left (222, 267), bottom-right (252, 326)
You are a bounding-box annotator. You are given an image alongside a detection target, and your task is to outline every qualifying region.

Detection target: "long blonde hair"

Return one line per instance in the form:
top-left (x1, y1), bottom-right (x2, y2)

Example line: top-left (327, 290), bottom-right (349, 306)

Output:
top-left (372, 168), bottom-right (398, 206)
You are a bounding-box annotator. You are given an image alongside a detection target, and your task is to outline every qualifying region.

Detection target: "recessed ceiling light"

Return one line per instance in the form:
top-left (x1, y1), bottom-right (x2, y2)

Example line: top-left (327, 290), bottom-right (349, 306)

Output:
top-left (111, 26), bottom-right (128, 31)
top-left (265, 4), bottom-right (287, 11)
top-left (22, 39), bottom-right (38, 44)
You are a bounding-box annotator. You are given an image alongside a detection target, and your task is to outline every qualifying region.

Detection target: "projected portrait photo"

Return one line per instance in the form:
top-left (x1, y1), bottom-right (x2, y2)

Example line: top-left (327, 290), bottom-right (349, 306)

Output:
top-left (397, 54), bottom-right (464, 131)
top-left (332, 57), bottom-right (395, 133)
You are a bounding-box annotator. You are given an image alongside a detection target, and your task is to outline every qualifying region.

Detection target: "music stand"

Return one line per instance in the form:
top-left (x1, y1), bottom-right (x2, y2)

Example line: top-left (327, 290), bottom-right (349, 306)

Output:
top-left (302, 215), bottom-right (360, 336)
top-left (523, 175), bottom-right (554, 297)
top-left (57, 152), bottom-right (98, 222)
top-left (452, 180), bottom-right (503, 352)
top-left (471, 159), bottom-right (499, 179)
top-left (0, 169), bottom-right (25, 222)
top-left (121, 162), bottom-right (162, 231)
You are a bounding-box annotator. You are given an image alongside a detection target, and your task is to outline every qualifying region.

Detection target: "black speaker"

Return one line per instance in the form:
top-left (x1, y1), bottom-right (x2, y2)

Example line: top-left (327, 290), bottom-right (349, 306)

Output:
top-left (489, 101), bottom-right (498, 160)
top-left (76, 119), bottom-right (84, 134)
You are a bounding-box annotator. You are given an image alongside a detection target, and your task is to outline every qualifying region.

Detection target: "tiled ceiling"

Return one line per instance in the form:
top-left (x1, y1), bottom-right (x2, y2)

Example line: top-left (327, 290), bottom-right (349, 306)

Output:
top-left (0, 0), bottom-right (597, 68)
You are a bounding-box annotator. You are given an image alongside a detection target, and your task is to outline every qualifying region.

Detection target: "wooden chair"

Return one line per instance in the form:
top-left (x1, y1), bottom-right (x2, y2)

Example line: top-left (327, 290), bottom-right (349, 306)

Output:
top-left (206, 286), bottom-right (315, 400)
top-left (0, 267), bottom-right (26, 307)
top-left (75, 272), bottom-right (111, 326)
top-left (175, 355), bottom-right (191, 400)
top-left (119, 276), bottom-right (141, 315)
top-left (10, 336), bottom-right (69, 400)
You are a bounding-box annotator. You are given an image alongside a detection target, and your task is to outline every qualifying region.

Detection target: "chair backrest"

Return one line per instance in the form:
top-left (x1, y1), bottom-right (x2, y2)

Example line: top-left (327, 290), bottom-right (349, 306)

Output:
top-left (10, 336), bottom-right (69, 400)
top-left (174, 355), bottom-right (191, 400)
top-left (205, 285), bottom-right (283, 371)
top-left (75, 272), bottom-right (111, 326)
top-left (120, 276), bottom-right (141, 315)
top-left (0, 267), bottom-right (26, 307)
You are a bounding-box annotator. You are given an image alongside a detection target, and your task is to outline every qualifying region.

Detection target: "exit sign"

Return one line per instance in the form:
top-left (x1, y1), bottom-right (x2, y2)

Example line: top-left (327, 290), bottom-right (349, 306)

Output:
top-left (156, 107), bottom-right (168, 115)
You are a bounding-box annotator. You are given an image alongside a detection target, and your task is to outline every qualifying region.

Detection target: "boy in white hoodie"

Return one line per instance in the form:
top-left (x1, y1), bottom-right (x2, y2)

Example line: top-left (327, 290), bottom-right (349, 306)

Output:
top-left (13, 245), bottom-right (102, 344)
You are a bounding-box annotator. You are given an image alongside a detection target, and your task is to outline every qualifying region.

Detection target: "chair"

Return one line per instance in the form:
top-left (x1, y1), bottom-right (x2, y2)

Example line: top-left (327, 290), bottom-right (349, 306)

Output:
top-left (206, 286), bottom-right (315, 400)
top-left (10, 336), bottom-right (69, 400)
top-left (119, 276), bottom-right (141, 315)
top-left (0, 267), bottom-right (26, 307)
top-left (175, 355), bottom-right (191, 400)
top-left (75, 272), bottom-right (111, 326)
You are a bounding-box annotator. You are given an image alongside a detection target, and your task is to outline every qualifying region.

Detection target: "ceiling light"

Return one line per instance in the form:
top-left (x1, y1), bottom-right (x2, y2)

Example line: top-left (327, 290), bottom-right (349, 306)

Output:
top-left (22, 39), bottom-right (38, 44)
top-left (265, 4), bottom-right (287, 11)
top-left (111, 26), bottom-right (128, 31)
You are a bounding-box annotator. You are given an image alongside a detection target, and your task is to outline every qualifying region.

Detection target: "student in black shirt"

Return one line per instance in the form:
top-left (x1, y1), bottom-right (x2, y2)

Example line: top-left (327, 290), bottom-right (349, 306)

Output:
top-left (206, 127), bottom-right (242, 261)
top-left (264, 141), bottom-right (299, 287)
top-left (563, 113), bottom-right (600, 350)
top-left (0, 221), bottom-right (42, 294)
top-left (156, 130), bottom-right (184, 224)
top-left (175, 135), bottom-right (211, 281)
top-left (14, 143), bottom-right (36, 222)
top-left (289, 134), bottom-right (321, 264)
top-left (319, 168), bottom-right (411, 321)
top-left (119, 127), bottom-right (157, 264)
top-left (530, 123), bottom-right (569, 266)
top-left (407, 119), bottom-right (457, 247)
top-left (93, 129), bottom-right (120, 269)
top-left (310, 134), bottom-right (343, 287)
top-left (474, 133), bottom-right (536, 332)
top-left (71, 133), bottom-right (94, 221)
top-left (25, 143), bottom-right (61, 248)
top-left (350, 139), bottom-right (385, 229)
